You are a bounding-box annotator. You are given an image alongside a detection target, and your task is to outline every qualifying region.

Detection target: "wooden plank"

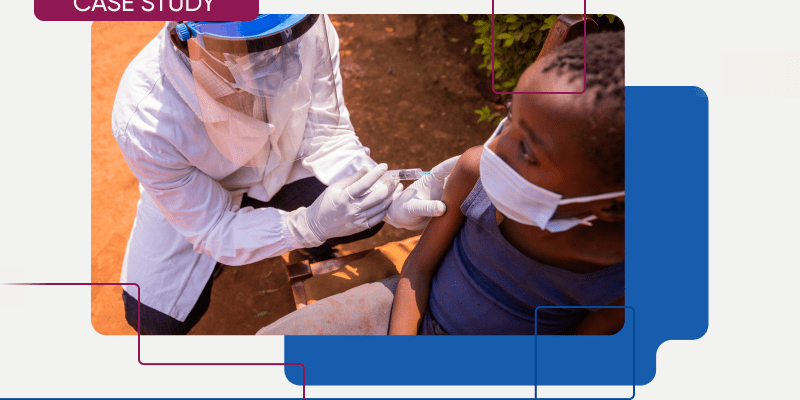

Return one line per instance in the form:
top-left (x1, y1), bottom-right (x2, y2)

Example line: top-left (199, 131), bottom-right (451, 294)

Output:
top-left (286, 260), bottom-right (312, 284)
top-left (291, 281), bottom-right (308, 309)
top-left (536, 14), bottom-right (599, 62)
top-left (308, 249), bottom-right (374, 276)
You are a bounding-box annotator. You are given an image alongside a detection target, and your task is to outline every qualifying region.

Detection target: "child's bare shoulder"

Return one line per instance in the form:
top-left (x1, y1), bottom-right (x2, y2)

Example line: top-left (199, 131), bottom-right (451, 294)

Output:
top-left (451, 145), bottom-right (482, 185)
top-left (442, 146), bottom-right (483, 204)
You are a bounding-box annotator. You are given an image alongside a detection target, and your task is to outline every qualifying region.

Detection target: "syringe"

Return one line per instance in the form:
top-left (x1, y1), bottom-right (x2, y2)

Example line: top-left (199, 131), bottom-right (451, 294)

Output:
top-left (384, 168), bottom-right (431, 180)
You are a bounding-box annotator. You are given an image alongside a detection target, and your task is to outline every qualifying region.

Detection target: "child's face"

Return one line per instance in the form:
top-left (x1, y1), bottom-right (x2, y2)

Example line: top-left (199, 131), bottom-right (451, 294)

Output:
top-left (486, 65), bottom-right (623, 220)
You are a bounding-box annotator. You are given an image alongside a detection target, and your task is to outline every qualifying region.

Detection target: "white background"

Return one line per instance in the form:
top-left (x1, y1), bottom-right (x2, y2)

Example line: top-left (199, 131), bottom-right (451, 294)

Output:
top-left (2, 0), bottom-right (799, 398)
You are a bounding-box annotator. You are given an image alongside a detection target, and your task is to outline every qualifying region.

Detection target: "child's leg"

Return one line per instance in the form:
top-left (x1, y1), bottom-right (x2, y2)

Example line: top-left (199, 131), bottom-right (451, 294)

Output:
top-left (256, 275), bottom-right (400, 335)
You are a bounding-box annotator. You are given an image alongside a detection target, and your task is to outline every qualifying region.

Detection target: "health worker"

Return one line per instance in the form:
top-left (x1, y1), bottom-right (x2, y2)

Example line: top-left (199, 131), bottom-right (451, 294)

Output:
top-left (112, 15), bottom-right (457, 334)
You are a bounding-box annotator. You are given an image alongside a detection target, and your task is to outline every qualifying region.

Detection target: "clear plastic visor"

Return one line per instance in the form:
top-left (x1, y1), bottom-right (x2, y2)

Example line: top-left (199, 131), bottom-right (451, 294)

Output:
top-left (185, 16), bottom-right (341, 168)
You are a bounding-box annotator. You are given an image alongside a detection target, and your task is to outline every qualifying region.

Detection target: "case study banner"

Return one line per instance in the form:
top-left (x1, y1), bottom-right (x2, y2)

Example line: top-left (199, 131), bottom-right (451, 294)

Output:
top-left (35, 0), bottom-right (259, 21)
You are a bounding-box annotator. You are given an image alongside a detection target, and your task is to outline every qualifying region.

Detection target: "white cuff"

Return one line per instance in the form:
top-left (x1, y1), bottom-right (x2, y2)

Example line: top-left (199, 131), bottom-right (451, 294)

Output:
top-left (278, 208), bottom-right (325, 249)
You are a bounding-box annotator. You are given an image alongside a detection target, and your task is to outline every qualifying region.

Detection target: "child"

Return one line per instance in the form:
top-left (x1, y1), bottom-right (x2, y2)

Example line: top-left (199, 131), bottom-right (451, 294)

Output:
top-left (389, 31), bottom-right (625, 335)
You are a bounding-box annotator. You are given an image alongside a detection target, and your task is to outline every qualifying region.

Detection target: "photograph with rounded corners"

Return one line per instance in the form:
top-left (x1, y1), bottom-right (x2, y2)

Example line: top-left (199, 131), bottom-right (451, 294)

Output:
top-left (91, 13), bottom-right (625, 336)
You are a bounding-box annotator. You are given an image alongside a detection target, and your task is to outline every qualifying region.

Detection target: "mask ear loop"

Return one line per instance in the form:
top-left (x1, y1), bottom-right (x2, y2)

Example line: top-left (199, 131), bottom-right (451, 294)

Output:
top-left (558, 191), bottom-right (625, 205)
top-left (561, 194), bottom-right (624, 227)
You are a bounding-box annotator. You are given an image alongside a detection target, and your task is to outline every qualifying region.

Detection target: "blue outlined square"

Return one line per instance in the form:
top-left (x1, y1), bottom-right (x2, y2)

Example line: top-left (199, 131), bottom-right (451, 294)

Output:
top-left (284, 86), bottom-right (709, 388)
top-left (491, 0), bottom-right (589, 94)
top-left (535, 306), bottom-right (634, 399)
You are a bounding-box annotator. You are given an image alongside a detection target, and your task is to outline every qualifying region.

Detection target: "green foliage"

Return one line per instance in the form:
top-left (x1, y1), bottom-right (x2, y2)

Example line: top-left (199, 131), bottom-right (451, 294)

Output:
top-left (463, 14), bottom-right (618, 124)
top-left (475, 105), bottom-right (502, 125)
top-left (540, 15), bottom-right (558, 32)
top-left (596, 14), bottom-right (617, 24)
top-left (466, 14), bottom-right (556, 97)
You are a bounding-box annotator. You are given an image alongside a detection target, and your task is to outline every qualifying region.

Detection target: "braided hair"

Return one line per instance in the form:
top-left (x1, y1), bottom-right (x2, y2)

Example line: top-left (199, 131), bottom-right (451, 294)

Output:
top-left (542, 31), bottom-right (625, 187)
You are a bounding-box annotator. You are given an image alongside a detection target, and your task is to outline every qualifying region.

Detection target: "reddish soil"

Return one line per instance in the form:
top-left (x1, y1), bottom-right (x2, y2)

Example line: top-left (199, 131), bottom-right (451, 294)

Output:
top-left (91, 15), bottom-right (502, 335)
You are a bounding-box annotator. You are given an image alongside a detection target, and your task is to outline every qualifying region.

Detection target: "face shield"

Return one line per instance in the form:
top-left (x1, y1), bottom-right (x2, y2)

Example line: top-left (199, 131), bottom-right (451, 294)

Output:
top-left (170, 15), bottom-right (341, 168)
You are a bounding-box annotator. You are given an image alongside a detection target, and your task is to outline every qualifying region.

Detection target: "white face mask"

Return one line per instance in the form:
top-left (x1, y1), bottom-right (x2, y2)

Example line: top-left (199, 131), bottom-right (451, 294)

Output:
top-left (479, 119), bottom-right (624, 232)
top-left (223, 40), bottom-right (303, 98)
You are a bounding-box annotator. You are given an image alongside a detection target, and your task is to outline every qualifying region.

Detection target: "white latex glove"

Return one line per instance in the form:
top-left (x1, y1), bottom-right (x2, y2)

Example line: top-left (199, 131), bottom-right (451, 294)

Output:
top-left (384, 155), bottom-right (460, 231)
top-left (284, 163), bottom-right (399, 248)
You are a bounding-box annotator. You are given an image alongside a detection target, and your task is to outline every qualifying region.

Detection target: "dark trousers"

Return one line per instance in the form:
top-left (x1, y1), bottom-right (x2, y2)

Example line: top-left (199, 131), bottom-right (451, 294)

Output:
top-left (122, 176), bottom-right (384, 335)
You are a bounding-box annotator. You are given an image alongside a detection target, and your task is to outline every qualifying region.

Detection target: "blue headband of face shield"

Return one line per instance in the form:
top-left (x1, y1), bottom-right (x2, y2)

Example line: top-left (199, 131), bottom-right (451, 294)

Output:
top-left (173, 14), bottom-right (319, 54)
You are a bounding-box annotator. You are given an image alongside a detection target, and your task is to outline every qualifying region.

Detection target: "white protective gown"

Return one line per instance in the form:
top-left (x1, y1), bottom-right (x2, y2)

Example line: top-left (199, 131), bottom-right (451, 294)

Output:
top-left (112, 16), bottom-right (376, 321)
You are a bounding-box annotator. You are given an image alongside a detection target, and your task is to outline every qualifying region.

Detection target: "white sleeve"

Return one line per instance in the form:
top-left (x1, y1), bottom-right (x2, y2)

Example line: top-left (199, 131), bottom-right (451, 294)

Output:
top-left (297, 14), bottom-right (377, 186)
top-left (114, 131), bottom-right (303, 267)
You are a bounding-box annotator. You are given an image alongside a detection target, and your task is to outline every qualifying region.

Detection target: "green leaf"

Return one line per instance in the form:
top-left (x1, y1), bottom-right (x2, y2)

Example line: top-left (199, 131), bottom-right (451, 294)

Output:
top-left (474, 38), bottom-right (485, 44)
top-left (475, 106), bottom-right (502, 124)
top-left (497, 33), bottom-right (513, 40)
top-left (540, 14), bottom-right (557, 31)
top-left (607, 14), bottom-right (616, 23)
top-left (475, 106), bottom-right (493, 122)
top-left (460, 14), bottom-right (469, 22)
top-left (504, 38), bottom-right (514, 47)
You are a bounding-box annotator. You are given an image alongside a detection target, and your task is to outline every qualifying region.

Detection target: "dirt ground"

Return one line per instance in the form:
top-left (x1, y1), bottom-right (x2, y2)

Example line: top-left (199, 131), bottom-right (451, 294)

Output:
top-left (91, 15), bottom-right (503, 335)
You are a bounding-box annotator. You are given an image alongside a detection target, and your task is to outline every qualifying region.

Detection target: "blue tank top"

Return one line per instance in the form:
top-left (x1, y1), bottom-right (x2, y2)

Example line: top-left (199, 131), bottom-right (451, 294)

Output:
top-left (422, 179), bottom-right (624, 335)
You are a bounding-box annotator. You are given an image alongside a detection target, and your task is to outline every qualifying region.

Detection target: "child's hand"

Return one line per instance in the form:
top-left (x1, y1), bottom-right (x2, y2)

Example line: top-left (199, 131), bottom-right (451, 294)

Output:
top-left (383, 155), bottom-right (460, 230)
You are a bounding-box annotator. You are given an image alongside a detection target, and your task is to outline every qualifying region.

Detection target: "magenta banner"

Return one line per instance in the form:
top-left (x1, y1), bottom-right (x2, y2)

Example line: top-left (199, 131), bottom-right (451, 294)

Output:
top-left (35, 0), bottom-right (259, 21)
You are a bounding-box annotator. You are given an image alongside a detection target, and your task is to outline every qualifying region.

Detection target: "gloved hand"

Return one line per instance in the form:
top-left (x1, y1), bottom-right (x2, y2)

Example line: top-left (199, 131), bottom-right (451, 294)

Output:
top-left (384, 155), bottom-right (460, 231)
top-left (283, 164), bottom-right (399, 248)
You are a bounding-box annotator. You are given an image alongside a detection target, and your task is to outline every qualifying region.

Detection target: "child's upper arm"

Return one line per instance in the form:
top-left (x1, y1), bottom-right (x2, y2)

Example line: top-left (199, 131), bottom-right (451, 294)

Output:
top-left (413, 146), bottom-right (483, 262)
top-left (442, 147), bottom-right (483, 215)
top-left (389, 147), bottom-right (483, 335)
